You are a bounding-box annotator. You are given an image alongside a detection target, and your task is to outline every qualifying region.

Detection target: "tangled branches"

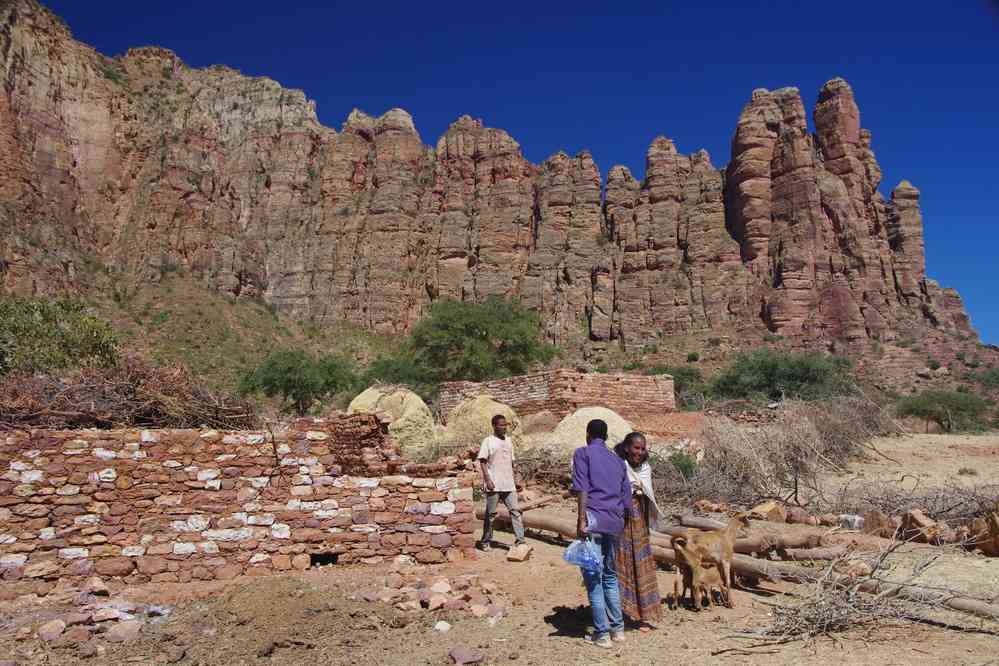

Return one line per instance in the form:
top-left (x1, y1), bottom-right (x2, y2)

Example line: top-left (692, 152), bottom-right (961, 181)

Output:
top-left (0, 355), bottom-right (257, 430)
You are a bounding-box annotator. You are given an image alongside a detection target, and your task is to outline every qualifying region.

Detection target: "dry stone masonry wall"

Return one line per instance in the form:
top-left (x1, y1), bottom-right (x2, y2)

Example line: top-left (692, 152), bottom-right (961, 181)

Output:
top-left (439, 371), bottom-right (675, 432)
top-left (0, 415), bottom-right (476, 593)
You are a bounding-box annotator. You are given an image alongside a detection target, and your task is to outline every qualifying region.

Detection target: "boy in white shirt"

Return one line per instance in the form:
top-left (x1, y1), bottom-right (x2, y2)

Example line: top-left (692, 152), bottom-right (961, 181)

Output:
top-left (477, 414), bottom-right (525, 551)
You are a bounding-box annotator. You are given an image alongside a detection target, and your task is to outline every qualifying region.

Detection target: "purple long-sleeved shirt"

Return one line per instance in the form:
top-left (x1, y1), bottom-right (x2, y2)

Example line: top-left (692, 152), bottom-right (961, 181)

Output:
top-left (571, 438), bottom-right (631, 536)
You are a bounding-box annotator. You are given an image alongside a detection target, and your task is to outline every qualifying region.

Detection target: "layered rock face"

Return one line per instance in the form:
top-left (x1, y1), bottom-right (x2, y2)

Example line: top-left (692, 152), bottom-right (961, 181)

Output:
top-left (0, 0), bottom-right (978, 351)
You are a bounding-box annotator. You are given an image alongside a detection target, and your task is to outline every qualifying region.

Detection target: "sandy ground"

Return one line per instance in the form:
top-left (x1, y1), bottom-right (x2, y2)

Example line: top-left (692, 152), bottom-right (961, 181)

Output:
top-left (2, 433), bottom-right (999, 665)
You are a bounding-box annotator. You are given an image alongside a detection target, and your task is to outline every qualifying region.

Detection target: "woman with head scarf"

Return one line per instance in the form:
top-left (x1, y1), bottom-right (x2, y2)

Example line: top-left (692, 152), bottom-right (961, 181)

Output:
top-left (613, 431), bottom-right (663, 628)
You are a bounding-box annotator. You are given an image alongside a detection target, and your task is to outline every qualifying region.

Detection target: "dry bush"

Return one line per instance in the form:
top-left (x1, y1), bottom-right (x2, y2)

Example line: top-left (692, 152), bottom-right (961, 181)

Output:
top-left (751, 541), bottom-right (930, 645)
top-left (665, 397), bottom-right (897, 506)
top-left (824, 479), bottom-right (999, 524)
top-left (0, 355), bottom-right (257, 430)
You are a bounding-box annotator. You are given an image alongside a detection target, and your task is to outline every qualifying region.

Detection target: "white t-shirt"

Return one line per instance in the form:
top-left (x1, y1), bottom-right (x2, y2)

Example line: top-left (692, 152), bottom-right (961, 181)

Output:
top-left (477, 435), bottom-right (516, 492)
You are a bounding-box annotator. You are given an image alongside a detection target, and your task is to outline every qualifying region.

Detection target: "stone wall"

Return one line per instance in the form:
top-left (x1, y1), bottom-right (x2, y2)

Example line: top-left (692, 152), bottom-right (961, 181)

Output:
top-left (438, 371), bottom-right (675, 431)
top-left (0, 414), bottom-right (476, 593)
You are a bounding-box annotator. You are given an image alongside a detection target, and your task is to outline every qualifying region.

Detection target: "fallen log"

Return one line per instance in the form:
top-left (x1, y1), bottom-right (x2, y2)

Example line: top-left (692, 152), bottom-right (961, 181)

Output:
top-left (518, 491), bottom-right (571, 513)
top-left (477, 508), bottom-right (999, 623)
top-left (653, 525), bottom-right (823, 554)
top-left (781, 545), bottom-right (848, 561)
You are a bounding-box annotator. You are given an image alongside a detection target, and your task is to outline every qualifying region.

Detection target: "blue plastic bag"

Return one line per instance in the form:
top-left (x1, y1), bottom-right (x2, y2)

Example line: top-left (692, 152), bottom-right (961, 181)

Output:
top-left (563, 538), bottom-right (602, 574)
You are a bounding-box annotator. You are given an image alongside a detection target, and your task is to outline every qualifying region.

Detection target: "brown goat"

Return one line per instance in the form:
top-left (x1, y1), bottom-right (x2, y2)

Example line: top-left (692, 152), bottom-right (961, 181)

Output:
top-left (671, 535), bottom-right (725, 610)
top-left (682, 512), bottom-right (750, 607)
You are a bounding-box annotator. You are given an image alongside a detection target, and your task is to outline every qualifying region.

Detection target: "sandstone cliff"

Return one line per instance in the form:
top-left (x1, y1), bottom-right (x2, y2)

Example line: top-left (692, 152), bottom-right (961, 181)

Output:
top-left (0, 0), bottom-right (980, 356)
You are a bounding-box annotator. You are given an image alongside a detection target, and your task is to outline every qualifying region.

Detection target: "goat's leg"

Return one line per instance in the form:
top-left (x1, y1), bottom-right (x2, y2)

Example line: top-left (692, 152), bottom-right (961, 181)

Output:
top-left (722, 560), bottom-right (734, 608)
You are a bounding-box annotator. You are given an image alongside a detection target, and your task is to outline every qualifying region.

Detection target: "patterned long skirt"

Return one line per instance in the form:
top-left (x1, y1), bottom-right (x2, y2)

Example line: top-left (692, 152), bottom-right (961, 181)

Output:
top-left (615, 495), bottom-right (662, 624)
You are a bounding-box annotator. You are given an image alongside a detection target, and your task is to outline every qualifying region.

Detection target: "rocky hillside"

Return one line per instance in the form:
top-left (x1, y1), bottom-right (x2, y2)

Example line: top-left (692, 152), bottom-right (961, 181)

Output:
top-left (0, 0), bottom-right (992, 387)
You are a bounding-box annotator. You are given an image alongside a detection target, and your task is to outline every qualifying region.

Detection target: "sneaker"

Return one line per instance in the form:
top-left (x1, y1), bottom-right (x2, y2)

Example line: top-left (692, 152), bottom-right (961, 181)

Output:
top-left (478, 541), bottom-right (492, 552)
top-left (611, 630), bottom-right (626, 643)
top-left (585, 634), bottom-right (613, 649)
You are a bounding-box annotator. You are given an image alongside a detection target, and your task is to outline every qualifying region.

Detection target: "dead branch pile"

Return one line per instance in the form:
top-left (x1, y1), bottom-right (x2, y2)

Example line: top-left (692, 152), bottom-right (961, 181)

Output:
top-left (0, 355), bottom-right (257, 430)
top-left (825, 479), bottom-right (999, 525)
top-left (752, 542), bottom-right (937, 644)
top-left (657, 397), bottom-right (897, 506)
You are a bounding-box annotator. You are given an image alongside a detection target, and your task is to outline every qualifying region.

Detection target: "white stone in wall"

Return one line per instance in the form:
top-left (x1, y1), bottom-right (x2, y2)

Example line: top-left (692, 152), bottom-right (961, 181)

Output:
top-left (188, 515), bottom-right (210, 531)
top-left (196, 469), bottom-right (220, 481)
top-left (299, 501), bottom-right (321, 511)
top-left (435, 478), bottom-right (458, 491)
top-left (127, 451), bottom-right (147, 460)
top-left (290, 486), bottom-right (313, 496)
top-left (57, 485), bottom-right (81, 496)
top-left (205, 480), bottom-right (221, 491)
top-left (64, 440), bottom-right (88, 452)
top-left (292, 474), bottom-right (313, 485)
top-left (285, 500), bottom-right (302, 511)
top-left (231, 512), bottom-right (248, 524)
top-left (247, 433), bottom-right (265, 444)
top-left (163, 460), bottom-right (183, 468)
top-left (307, 464), bottom-right (326, 476)
top-left (58, 548), bottom-right (90, 559)
top-left (247, 477), bottom-right (269, 489)
top-left (448, 488), bottom-right (473, 502)
top-left (202, 528), bottom-right (253, 542)
top-left (430, 502), bottom-right (456, 516)
top-left (122, 546), bottom-right (146, 557)
top-left (74, 514), bottom-right (100, 526)
top-left (1, 554), bottom-right (28, 567)
top-left (140, 535), bottom-right (154, 545)
top-left (312, 509), bottom-right (338, 518)
top-left (141, 430), bottom-right (159, 443)
top-left (0, 534), bottom-right (16, 545)
top-left (371, 488), bottom-right (389, 498)
top-left (97, 468), bottom-right (117, 482)
top-left (183, 465), bottom-right (199, 474)
top-left (200, 430), bottom-right (220, 441)
top-left (247, 514), bottom-right (275, 526)
top-left (271, 524), bottom-right (291, 539)
top-left (243, 502), bottom-right (262, 511)
top-left (172, 543), bottom-right (197, 555)
top-left (320, 499), bottom-right (339, 509)
top-left (93, 448), bottom-right (117, 460)
top-left (20, 470), bottom-right (43, 484)
top-left (313, 476), bottom-right (336, 486)
top-left (38, 528), bottom-right (55, 540)
top-left (411, 478), bottom-right (436, 488)
top-left (222, 434), bottom-right (244, 445)
top-left (10, 461), bottom-right (30, 471)
top-left (276, 443), bottom-right (291, 454)
top-left (198, 542), bottom-right (220, 554)
top-left (327, 527), bottom-right (344, 534)
top-left (305, 431), bottom-right (329, 441)
top-left (215, 454), bottom-right (237, 462)
top-left (2, 470), bottom-right (21, 481)
top-left (420, 526), bottom-right (449, 534)
top-left (155, 494), bottom-right (183, 506)
top-left (249, 553), bottom-right (270, 564)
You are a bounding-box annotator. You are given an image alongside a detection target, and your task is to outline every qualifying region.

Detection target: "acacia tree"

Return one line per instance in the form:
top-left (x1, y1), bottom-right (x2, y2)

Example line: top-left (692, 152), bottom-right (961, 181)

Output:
top-left (408, 296), bottom-right (557, 383)
top-left (239, 349), bottom-right (357, 416)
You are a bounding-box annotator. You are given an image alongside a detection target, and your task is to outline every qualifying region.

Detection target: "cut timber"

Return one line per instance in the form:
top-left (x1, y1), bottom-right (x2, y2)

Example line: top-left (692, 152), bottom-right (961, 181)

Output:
top-left (782, 546), bottom-right (848, 561)
top-left (655, 515), bottom-right (822, 554)
top-left (478, 508), bottom-right (999, 623)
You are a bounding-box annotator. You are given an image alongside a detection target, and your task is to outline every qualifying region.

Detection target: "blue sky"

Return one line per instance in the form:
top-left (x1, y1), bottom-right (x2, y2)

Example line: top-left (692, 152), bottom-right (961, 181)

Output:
top-left (45, 1), bottom-right (999, 343)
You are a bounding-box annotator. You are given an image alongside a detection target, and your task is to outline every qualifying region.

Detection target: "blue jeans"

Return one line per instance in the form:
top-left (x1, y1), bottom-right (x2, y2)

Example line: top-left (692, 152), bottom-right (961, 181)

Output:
top-left (581, 534), bottom-right (623, 638)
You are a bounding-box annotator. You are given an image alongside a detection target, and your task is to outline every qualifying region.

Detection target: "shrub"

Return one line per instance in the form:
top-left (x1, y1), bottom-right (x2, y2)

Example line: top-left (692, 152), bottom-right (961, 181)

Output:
top-left (896, 338), bottom-right (914, 348)
top-left (710, 349), bottom-right (854, 403)
top-left (239, 349), bottom-right (358, 416)
top-left (0, 297), bottom-right (119, 376)
top-left (409, 296), bottom-right (556, 383)
top-left (895, 390), bottom-right (990, 432)
top-left (622, 360), bottom-right (643, 371)
top-left (979, 368), bottom-right (999, 389)
top-left (362, 353), bottom-right (438, 401)
top-left (957, 467), bottom-right (978, 476)
top-left (669, 451), bottom-right (697, 481)
top-left (645, 364), bottom-right (705, 409)
top-left (927, 358), bottom-right (941, 371)
top-left (642, 344), bottom-right (659, 355)
top-left (686, 351), bottom-right (700, 363)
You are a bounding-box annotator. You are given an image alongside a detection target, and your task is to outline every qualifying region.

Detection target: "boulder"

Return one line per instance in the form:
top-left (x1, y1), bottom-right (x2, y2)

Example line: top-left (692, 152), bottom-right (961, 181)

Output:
top-left (506, 544), bottom-right (532, 562)
top-left (348, 386), bottom-right (436, 454)
top-left (550, 407), bottom-right (632, 453)
top-left (443, 395), bottom-right (521, 449)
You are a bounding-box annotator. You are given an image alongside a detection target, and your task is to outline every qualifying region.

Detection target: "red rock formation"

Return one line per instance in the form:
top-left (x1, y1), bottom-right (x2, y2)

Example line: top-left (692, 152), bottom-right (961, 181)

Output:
top-left (0, 0), bottom-right (982, 359)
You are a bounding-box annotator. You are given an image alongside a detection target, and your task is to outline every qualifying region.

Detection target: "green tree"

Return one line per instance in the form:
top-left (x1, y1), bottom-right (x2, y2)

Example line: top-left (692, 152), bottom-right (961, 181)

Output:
top-left (0, 297), bottom-right (119, 376)
top-left (239, 349), bottom-right (358, 416)
top-left (362, 352), bottom-right (438, 401)
top-left (896, 390), bottom-right (990, 432)
top-left (409, 297), bottom-right (557, 383)
top-left (710, 349), bottom-right (853, 402)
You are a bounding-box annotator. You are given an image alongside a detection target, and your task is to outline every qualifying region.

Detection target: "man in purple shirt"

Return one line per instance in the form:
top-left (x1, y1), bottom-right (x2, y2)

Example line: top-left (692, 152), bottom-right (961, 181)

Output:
top-left (571, 419), bottom-right (632, 648)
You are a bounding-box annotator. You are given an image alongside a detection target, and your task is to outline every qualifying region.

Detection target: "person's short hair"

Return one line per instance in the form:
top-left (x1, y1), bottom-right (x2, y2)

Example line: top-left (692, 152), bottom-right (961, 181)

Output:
top-left (586, 419), bottom-right (608, 441)
top-left (491, 414), bottom-right (507, 427)
top-left (615, 431), bottom-right (648, 465)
